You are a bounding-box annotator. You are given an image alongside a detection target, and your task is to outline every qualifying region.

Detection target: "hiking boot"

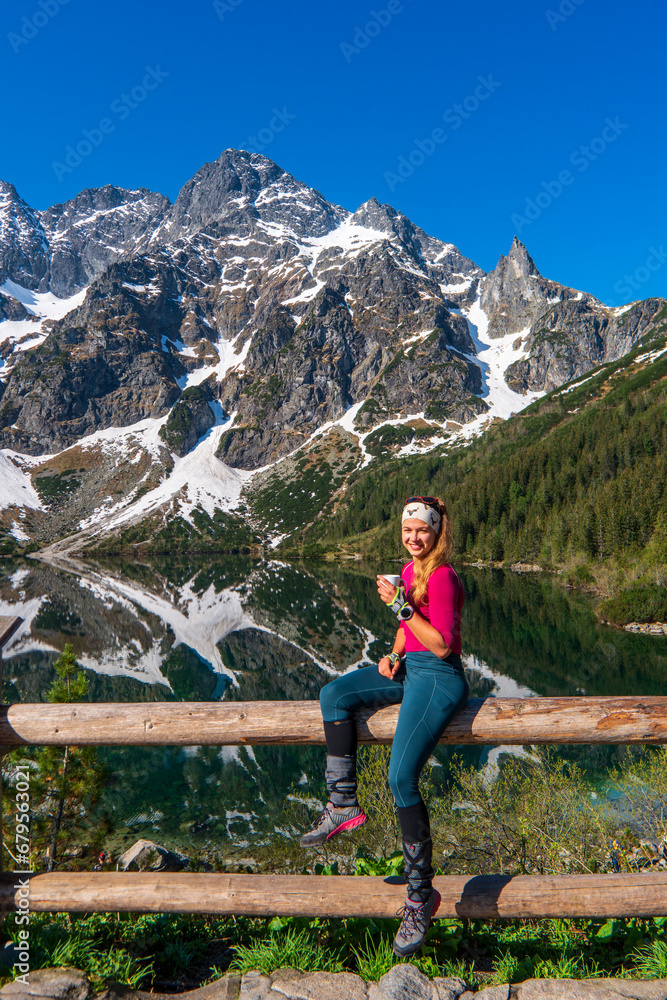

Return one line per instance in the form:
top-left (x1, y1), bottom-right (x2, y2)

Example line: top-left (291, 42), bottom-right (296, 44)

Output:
top-left (393, 888), bottom-right (441, 957)
top-left (299, 801), bottom-right (367, 847)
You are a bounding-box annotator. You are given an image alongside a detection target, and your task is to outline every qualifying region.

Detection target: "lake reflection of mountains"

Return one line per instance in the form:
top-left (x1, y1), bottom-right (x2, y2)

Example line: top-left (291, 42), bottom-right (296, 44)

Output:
top-left (2, 557), bottom-right (666, 857)
top-left (2, 557), bottom-right (667, 704)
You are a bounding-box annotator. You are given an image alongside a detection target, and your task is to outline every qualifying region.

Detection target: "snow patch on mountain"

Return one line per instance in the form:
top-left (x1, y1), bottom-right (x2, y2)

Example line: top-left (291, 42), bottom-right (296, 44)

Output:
top-left (0, 280), bottom-right (89, 378)
top-left (448, 296), bottom-right (545, 444)
top-left (0, 451), bottom-right (44, 511)
top-left (1, 278), bottom-right (87, 320)
top-left (176, 331), bottom-right (253, 390)
top-left (77, 414), bottom-right (251, 534)
top-left (0, 317), bottom-right (44, 349)
top-left (0, 322), bottom-right (49, 379)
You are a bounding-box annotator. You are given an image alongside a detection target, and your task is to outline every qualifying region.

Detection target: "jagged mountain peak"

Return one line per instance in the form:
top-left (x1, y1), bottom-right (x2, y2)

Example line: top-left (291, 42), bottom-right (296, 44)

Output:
top-left (350, 197), bottom-right (398, 232)
top-left (0, 180), bottom-right (49, 292)
top-left (40, 183), bottom-right (170, 223)
top-left (157, 149), bottom-right (346, 244)
top-left (497, 236), bottom-right (540, 279)
top-left (174, 149), bottom-right (284, 220)
top-left (0, 180), bottom-right (23, 201)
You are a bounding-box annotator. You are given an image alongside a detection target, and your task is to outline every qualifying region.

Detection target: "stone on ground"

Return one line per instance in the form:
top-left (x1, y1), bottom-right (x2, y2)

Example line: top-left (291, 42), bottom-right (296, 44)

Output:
top-left (240, 972), bottom-right (273, 999)
top-left (368, 965), bottom-right (438, 999)
top-left (0, 968), bottom-right (92, 1000)
top-left (474, 986), bottom-right (510, 1000)
top-left (432, 977), bottom-right (468, 1000)
top-left (97, 979), bottom-right (241, 1000)
top-left (269, 970), bottom-right (366, 999)
top-left (117, 838), bottom-right (188, 872)
top-left (510, 979), bottom-right (667, 999)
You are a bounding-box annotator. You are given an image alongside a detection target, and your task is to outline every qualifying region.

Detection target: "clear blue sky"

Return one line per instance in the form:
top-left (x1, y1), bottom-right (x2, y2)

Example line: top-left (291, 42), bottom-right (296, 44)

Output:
top-left (2, 0), bottom-right (665, 305)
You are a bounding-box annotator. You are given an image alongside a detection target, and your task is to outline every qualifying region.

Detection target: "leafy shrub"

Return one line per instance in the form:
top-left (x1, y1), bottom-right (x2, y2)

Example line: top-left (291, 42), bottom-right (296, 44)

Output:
top-left (566, 565), bottom-right (596, 587)
top-left (598, 585), bottom-right (667, 625)
top-left (431, 748), bottom-right (610, 876)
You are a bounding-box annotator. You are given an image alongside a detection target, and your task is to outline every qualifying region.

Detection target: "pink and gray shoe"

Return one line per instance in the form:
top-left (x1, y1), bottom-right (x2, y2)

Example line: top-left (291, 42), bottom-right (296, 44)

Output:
top-left (299, 802), bottom-right (367, 847)
top-left (393, 888), bottom-right (441, 957)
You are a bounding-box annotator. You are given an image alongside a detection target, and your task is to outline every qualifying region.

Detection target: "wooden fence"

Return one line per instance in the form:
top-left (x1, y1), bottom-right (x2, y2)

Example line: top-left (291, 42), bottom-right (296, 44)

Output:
top-left (2, 613), bottom-right (667, 919)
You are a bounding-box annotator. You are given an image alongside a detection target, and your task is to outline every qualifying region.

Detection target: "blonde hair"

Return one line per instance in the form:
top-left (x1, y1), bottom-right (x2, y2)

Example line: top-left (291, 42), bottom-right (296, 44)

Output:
top-left (405, 497), bottom-right (453, 606)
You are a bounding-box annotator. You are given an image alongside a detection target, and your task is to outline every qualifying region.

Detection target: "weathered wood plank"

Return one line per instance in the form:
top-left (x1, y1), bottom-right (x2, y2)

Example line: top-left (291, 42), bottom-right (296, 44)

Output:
top-left (1, 697), bottom-right (667, 747)
top-left (1, 872), bottom-right (666, 918)
top-left (0, 617), bottom-right (21, 651)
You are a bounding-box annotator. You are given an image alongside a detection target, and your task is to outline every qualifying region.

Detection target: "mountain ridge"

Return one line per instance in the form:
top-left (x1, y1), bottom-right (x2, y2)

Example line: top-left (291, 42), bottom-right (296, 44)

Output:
top-left (0, 149), bottom-right (664, 551)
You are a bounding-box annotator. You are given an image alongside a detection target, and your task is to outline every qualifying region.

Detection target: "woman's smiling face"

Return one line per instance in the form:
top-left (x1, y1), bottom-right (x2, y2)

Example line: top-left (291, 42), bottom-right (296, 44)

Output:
top-left (401, 518), bottom-right (437, 559)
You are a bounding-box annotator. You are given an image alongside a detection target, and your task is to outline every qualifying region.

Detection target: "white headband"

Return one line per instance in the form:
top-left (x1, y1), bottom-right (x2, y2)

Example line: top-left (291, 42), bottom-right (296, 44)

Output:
top-left (402, 502), bottom-right (441, 532)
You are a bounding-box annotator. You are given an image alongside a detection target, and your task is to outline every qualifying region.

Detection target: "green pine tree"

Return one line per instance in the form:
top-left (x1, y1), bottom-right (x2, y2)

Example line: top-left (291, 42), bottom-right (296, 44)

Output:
top-left (645, 510), bottom-right (667, 585)
top-left (5, 644), bottom-right (107, 872)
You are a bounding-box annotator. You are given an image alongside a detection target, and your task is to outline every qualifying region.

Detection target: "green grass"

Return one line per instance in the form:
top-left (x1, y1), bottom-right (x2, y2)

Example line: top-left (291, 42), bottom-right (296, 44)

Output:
top-left (229, 927), bottom-right (343, 974)
top-left (351, 934), bottom-right (400, 981)
top-left (631, 939), bottom-right (667, 978)
top-left (5, 909), bottom-right (667, 989)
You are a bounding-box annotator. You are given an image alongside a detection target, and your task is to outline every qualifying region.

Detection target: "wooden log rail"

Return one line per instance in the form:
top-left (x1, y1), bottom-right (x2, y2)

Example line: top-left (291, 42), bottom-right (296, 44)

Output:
top-left (1, 696), bottom-right (667, 747)
top-left (2, 872), bottom-right (667, 919)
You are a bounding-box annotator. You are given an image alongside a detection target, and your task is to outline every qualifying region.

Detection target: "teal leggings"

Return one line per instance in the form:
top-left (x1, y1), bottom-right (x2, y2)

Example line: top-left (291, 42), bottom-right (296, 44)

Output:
top-left (319, 652), bottom-right (468, 808)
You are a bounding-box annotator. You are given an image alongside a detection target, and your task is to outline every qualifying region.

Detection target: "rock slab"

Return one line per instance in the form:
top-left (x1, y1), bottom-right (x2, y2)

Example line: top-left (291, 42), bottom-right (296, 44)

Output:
top-left (433, 979), bottom-right (468, 1000)
top-left (270, 971), bottom-right (367, 1000)
top-left (510, 979), bottom-right (667, 999)
top-left (368, 965), bottom-right (438, 999)
top-left (4, 967), bottom-right (667, 1000)
top-left (0, 968), bottom-right (92, 1000)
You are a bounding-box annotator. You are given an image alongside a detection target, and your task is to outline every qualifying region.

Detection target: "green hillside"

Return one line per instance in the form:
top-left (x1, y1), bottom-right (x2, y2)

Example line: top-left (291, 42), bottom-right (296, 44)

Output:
top-left (283, 304), bottom-right (667, 602)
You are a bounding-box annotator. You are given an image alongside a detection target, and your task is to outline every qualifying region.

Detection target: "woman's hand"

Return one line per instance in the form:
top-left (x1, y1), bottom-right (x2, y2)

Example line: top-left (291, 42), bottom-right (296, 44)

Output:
top-left (378, 655), bottom-right (402, 679)
top-left (376, 575), bottom-right (398, 604)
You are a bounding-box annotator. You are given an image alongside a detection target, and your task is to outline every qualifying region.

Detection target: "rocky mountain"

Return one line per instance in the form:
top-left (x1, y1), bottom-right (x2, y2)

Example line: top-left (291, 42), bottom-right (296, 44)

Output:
top-left (482, 237), bottom-right (662, 392)
top-left (0, 180), bottom-right (169, 297)
top-left (0, 150), bottom-right (664, 551)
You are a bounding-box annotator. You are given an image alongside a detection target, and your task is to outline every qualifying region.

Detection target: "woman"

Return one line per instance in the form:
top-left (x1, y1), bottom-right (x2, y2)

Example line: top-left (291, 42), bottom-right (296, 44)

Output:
top-left (300, 496), bottom-right (467, 957)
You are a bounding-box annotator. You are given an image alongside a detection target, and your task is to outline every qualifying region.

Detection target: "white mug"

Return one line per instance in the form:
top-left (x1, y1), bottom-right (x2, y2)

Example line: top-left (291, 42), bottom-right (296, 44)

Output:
top-left (381, 574), bottom-right (401, 587)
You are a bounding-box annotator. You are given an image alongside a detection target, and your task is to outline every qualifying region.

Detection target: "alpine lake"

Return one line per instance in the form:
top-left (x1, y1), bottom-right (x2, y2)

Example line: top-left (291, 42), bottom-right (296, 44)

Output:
top-left (2, 555), bottom-right (666, 865)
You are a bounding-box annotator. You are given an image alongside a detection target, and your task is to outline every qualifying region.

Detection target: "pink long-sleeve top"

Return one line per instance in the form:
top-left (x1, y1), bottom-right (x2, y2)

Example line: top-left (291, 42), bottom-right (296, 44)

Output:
top-left (400, 562), bottom-right (464, 655)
